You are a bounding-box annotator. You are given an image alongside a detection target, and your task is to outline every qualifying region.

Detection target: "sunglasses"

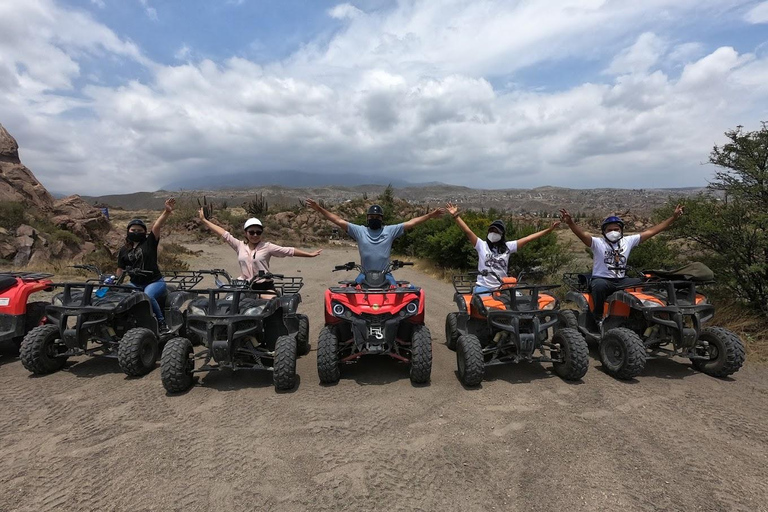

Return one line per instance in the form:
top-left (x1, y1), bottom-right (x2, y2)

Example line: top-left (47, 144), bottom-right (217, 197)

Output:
top-left (247, 230), bottom-right (263, 236)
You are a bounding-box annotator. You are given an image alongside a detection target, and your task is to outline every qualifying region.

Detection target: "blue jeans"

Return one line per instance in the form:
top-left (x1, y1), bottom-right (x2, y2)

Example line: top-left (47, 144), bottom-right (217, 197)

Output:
top-left (473, 285), bottom-right (493, 294)
top-left (129, 279), bottom-right (167, 323)
top-left (355, 273), bottom-right (397, 286)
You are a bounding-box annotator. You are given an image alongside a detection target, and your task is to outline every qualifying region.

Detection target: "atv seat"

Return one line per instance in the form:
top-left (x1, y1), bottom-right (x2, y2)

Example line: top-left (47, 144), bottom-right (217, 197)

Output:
top-left (0, 275), bottom-right (17, 294)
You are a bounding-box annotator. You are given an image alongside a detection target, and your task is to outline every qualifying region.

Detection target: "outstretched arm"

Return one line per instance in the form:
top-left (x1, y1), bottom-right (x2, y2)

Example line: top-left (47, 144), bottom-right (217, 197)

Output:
top-left (403, 207), bottom-right (446, 231)
top-left (559, 209), bottom-right (592, 248)
top-left (151, 198), bottom-right (175, 239)
top-left (516, 221), bottom-right (560, 250)
top-left (639, 204), bottom-right (684, 243)
top-left (446, 203), bottom-right (478, 246)
top-left (306, 198), bottom-right (348, 231)
top-left (293, 248), bottom-right (323, 258)
top-left (198, 208), bottom-right (227, 238)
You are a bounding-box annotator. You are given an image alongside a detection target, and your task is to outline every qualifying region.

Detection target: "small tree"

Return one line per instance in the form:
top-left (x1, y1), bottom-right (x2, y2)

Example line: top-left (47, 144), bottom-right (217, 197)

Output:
top-left (668, 122), bottom-right (768, 313)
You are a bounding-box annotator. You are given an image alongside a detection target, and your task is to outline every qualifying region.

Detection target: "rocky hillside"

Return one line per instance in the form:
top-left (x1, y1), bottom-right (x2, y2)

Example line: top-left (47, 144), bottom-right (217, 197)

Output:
top-left (0, 124), bottom-right (119, 267)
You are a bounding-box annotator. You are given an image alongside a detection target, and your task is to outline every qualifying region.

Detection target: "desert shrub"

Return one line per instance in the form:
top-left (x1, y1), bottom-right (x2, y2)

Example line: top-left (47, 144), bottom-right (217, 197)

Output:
top-left (0, 201), bottom-right (25, 230)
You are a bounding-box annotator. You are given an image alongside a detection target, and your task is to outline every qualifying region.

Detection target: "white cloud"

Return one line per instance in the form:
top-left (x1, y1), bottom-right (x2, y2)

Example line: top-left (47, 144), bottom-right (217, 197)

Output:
top-left (329, 3), bottom-right (364, 20)
top-left (90, 0), bottom-right (105, 8)
top-left (1, 0), bottom-right (767, 195)
top-left (138, 0), bottom-right (158, 21)
top-left (745, 1), bottom-right (768, 23)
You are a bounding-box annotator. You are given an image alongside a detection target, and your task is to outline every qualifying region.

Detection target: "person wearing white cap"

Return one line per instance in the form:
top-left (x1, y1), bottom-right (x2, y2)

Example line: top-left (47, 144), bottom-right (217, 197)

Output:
top-left (198, 209), bottom-right (322, 291)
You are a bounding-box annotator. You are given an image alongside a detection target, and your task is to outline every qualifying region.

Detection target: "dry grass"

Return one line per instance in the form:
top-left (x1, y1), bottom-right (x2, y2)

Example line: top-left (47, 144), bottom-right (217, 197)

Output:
top-left (711, 300), bottom-right (768, 365)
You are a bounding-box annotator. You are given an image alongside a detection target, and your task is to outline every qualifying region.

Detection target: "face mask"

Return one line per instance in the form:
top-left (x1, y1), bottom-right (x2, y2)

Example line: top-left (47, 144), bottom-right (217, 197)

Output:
top-left (487, 232), bottom-right (502, 243)
top-left (605, 230), bottom-right (622, 243)
top-left (368, 218), bottom-right (383, 230)
top-left (127, 232), bottom-right (147, 243)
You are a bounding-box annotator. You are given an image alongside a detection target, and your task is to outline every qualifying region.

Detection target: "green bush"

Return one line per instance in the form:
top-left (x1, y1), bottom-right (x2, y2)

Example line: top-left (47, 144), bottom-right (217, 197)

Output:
top-left (627, 237), bottom-right (679, 270)
top-left (0, 201), bottom-right (25, 230)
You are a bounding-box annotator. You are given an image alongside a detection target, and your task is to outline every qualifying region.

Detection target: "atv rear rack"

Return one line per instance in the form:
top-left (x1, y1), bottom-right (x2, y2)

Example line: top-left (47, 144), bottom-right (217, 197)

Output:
top-left (0, 271), bottom-right (54, 281)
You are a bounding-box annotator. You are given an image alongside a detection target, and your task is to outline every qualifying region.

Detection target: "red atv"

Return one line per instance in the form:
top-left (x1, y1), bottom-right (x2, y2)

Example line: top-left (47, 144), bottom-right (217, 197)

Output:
top-left (317, 260), bottom-right (432, 385)
top-left (0, 272), bottom-right (53, 354)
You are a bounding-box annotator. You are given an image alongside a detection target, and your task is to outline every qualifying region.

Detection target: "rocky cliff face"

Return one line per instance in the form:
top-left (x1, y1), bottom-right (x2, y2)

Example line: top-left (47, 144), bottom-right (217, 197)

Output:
top-left (0, 123), bottom-right (117, 266)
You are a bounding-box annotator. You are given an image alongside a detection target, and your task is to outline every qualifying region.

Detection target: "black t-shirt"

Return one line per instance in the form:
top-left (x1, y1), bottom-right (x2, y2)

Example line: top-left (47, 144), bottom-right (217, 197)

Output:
top-left (117, 232), bottom-right (162, 286)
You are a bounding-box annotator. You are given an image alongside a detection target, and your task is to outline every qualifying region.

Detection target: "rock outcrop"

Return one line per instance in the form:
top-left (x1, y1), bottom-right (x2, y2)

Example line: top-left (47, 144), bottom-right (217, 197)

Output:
top-left (0, 124), bottom-right (55, 210)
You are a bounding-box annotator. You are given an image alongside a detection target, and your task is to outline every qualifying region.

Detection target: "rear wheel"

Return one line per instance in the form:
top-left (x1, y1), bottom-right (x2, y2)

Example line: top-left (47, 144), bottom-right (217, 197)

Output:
top-left (20, 324), bottom-right (67, 374)
top-left (160, 337), bottom-right (195, 393)
top-left (273, 335), bottom-right (297, 391)
top-left (692, 327), bottom-right (745, 378)
top-left (551, 328), bottom-right (589, 380)
top-left (317, 326), bottom-right (340, 384)
top-left (296, 314), bottom-right (310, 356)
top-left (445, 313), bottom-right (460, 351)
top-left (410, 324), bottom-right (432, 384)
top-left (457, 334), bottom-right (484, 386)
top-left (599, 328), bottom-right (646, 380)
top-left (118, 327), bottom-right (159, 377)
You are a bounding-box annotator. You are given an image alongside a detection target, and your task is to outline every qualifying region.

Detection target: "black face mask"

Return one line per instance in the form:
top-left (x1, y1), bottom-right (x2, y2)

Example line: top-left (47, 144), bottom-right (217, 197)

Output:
top-left (368, 218), bottom-right (383, 230)
top-left (127, 232), bottom-right (147, 243)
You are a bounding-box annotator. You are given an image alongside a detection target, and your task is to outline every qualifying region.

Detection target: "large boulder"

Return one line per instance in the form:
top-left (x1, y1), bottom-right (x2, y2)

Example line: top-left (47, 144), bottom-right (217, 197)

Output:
top-left (52, 195), bottom-right (111, 242)
top-left (0, 124), bottom-right (55, 209)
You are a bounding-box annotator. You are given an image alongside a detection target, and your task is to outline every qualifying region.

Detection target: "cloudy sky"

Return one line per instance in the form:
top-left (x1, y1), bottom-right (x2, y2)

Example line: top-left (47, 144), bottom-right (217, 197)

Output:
top-left (1, 0), bottom-right (767, 195)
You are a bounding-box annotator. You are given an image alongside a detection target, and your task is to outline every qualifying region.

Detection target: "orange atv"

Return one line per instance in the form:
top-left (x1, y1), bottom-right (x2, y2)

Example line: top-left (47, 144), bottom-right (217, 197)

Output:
top-left (560, 263), bottom-right (745, 380)
top-left (446, 269), bottom-right (588, 386)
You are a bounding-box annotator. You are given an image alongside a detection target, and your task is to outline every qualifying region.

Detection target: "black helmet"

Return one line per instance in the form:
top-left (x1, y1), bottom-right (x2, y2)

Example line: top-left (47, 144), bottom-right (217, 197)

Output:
top-left (367, 204), bottom-right (384, 216)
top-left (489, 219), bottom-right (506, 235)
top-left (127, 219), bottom-right (147, 231)
top-left (600, 216), bottom-right (624, 233)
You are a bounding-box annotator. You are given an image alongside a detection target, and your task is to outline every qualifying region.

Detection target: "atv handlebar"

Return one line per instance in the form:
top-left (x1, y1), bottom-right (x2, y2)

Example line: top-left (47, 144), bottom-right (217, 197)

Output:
top-left (332, 260), bottom-right (413, 273)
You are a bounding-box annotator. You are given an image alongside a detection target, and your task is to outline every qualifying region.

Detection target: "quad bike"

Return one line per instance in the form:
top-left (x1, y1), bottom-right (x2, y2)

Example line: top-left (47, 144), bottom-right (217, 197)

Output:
top-left (316, 260), bottom-right (432, 385)
top-left (160, 270), bottom-right (309, 393)
top-left (20, 265), bottom-right (208, 377)
top-left (0, 271), bottom-right (54, 354)
top-left (446, 269), bottom-right (588, 386)
top-left (559, 263), bottom-right (745, 380)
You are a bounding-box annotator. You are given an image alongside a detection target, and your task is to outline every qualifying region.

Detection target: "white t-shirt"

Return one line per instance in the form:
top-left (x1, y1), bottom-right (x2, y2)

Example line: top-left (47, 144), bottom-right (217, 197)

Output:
top-left (474, 239), bottom-right (519, 289)
top-left (591, 234), bottom-right (641, 278)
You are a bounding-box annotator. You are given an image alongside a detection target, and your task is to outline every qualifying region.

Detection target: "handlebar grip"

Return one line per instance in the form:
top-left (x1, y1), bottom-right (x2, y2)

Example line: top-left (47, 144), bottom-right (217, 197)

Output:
top-left (402, 262), bottom-right (414, 266)
top-left (334, 266), bottom-right (347, 271)
top-left (271, 274), bottom-right (284, 279)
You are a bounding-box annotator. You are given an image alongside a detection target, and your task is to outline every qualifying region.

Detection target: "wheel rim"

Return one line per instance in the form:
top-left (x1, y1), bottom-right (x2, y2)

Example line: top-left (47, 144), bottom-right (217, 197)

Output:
top-left (44, 335), bottom-right (59, 360)
top-left (141, 339), bottom-right (155, 366)
top-left (603, 338), bottom-right (624, 369)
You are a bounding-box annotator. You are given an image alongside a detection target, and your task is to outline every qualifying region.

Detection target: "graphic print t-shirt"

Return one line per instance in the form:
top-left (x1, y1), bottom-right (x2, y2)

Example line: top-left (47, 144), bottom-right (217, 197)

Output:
top-left (474, 239), bottom-right (518, 289)
top-left (117, 232), bottom-right (162, 286)
top-left (590, 234), bottom-right (641, 278)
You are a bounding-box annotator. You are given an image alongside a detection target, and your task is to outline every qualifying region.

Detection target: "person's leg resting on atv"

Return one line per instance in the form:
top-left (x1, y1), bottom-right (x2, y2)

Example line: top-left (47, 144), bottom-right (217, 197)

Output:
top-left (141, 280), bottom-right (168, 331)
top-left (590, 277), bottom-right (642, 327)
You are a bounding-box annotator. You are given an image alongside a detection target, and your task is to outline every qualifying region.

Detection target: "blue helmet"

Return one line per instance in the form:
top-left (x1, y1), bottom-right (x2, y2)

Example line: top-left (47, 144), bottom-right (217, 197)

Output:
top-left (601, 216), bottom-right (624, 233)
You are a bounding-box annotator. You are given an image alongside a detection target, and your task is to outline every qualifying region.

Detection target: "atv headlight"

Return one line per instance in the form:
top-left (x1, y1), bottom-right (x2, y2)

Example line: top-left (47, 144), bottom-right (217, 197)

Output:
top-left (641, 299), bottom-right (662, 308)
top-left (188, 305), bottom-right (206, 316)
top-left (405, 301), bottom-right (419, 315)
top-left (243, 306), bottom-right (265, 316)
top-left (332, 303), bottom-right (345, 316)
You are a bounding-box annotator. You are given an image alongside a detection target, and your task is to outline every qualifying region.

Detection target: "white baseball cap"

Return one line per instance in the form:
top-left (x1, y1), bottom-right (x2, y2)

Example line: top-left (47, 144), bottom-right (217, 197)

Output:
top-left (243, 218), bottom-right (263, 230)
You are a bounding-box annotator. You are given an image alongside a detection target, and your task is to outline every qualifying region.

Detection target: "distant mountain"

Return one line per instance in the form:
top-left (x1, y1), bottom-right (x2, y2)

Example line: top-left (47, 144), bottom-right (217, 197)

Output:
top-left (161, 171), bottom-right (418, 191)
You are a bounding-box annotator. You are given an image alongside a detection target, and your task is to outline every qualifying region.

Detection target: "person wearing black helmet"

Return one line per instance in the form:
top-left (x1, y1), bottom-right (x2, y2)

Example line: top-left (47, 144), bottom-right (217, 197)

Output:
top-left (446, 203), bottom-right (560, 293)
top-left (306, 198), bottom-right (445, 285)
top-left (116, 197), bottom-right (176, 332)
top-left (559, 205), bottom-right (684, 325)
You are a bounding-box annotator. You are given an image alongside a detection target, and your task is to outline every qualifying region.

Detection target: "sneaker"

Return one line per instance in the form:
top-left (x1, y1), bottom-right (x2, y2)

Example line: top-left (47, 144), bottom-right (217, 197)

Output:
top-left (159, 321), bottom-right (170, 334)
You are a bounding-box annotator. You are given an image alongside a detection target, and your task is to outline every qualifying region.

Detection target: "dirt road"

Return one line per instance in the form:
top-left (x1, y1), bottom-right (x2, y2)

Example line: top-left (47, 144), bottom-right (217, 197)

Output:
top-left (1, 246), bottom-right (767, 512)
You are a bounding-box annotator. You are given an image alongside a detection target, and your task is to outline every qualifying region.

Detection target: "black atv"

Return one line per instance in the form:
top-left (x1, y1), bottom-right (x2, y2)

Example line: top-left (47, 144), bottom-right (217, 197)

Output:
top-left (447, 269), bottom-right (588, 386)
top-left (20, 265), bottom-right (207, 377)
top-left (160, 270), bottom-right (309, 393)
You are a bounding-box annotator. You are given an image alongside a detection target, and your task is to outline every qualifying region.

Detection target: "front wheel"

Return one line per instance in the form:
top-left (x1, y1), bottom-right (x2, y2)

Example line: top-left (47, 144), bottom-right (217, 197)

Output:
top-left (551, 328), bottom-right (589, 380)
top-left (160, 337), bottom-right (195, 393)
top-left (273, 335), bottom-right (297, 391)
top-left (317, 326), bottom-right (340, 384)
top-left (296, 314), bottom-right (310, 356)
top-left (599, 328), bottom-right (646, 380)
top-left (118, 327), bottom-right (159, 377)
top-left (445, 313), bottom-right (460, 351)
top-left (457, 334), bottom-right (484, 386)
top-left (20, 324), bottom-right (67, 374)
top-left (410, 324), bottom-right (432, 384)
top-left (692, 327), bottom-right (745, 378)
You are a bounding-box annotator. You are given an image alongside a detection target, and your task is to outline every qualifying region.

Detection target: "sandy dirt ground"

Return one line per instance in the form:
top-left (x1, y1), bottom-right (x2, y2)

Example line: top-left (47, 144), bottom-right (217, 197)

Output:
top-left (1, 245), bottom-right (767, 512)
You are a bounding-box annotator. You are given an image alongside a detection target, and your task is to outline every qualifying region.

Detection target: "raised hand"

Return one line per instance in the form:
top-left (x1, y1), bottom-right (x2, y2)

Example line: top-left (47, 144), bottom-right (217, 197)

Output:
top-left (198, 207), bottom-right (207, 221)
top-left (305, 198), bottom-right (321, 211)
top-left (550, 220), bottom-right (561, 230)
top-left (673, 204), bottom-right (685, 219)
top-left (431, 206), bottom-right (447, 217)
top-left (559, 209), bottom-right (573, 225)
top-left (164, 197), bottom-right (176, 213)
top-left (446, 202), bottom-right (458, 216)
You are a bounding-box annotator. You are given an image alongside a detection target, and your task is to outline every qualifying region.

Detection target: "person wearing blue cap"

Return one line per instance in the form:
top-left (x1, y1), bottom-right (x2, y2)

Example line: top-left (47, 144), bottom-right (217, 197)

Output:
top-left (559, 205), bottom-right (684, 325)
top-left (446, 203), bottom-right (560, 294)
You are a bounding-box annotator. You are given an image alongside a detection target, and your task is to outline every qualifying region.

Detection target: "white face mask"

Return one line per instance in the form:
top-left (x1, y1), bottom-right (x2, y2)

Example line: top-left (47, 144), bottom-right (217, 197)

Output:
top-left (487, 232), bottom-right (502, 243)
top-left (605, 230), bottom-right (622, 243)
